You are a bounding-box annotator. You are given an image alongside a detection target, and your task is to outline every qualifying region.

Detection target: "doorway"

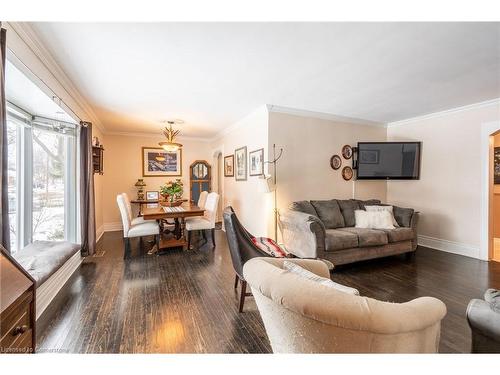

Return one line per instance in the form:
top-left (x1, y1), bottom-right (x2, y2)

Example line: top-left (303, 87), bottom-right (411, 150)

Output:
top-left (491, 131), bottom-right (500, 262)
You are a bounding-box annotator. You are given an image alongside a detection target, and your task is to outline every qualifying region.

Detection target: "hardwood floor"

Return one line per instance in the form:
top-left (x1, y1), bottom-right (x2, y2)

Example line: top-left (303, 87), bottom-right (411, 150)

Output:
top-left (37, 230), bottom-right (500, 353)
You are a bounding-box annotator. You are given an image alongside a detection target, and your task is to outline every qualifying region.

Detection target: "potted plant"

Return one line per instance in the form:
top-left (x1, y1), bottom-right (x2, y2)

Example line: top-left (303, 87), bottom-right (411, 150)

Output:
top-left (160, 179), bottom-right (184, 205)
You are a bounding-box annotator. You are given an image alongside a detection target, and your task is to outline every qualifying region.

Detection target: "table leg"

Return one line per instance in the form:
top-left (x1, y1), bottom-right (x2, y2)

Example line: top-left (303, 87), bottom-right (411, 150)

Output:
top-left (174, 218), bottom-right (181, 239)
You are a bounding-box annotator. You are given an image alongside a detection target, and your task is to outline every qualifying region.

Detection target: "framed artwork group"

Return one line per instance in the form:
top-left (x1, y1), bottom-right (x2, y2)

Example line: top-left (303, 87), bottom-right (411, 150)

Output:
top-left (224, 147), bottom-right (264, 181)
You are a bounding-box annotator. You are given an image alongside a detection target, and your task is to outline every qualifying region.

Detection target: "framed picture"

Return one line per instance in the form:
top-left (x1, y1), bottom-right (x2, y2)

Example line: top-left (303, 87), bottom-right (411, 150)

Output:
top-left (224, 155), bottom-right (234, 177)
top-left (142, 147), bottom-right (182, 177)
top-left (342, 145), bottom-right (353, 159)
top-left (235, 146), bottom-right (247, 181)
top-left (495, 147), bottom-right (500, 184)
top-left (359, 149), bottom-right (380, 164)
top-left (249, 148), bottom-right (264, 176)
top-left (330, 155), bottom-right (342, 170)
top-left (146, 191), bottom-right (159, 200)
top-left (342, 166), bottom-right (354, 181)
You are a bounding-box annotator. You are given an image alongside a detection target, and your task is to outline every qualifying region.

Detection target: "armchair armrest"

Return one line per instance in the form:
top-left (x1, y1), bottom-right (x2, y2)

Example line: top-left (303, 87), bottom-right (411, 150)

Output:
top-left (467, 299), bottom-right (500, 340)
top-left (278, 209), bottom-right (325, 259)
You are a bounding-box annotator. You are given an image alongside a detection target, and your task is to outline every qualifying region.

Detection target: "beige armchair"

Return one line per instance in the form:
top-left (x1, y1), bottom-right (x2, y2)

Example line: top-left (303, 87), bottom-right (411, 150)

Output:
top-left (243, 257), bottom-right (447, 353)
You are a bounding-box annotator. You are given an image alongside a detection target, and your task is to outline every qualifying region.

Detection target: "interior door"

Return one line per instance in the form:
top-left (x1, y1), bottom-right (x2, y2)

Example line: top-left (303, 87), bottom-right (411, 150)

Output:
top-left (190, 160), bottom-right (211, 204)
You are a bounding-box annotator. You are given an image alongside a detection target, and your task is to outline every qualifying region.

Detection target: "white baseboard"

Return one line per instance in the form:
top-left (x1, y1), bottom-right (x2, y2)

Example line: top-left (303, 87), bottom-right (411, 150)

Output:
top-left (103, 222), bottom-right (122, 232)
top-left (418, 235), bottom-right (481, 259)
top-left (36, 251), bottom-right (82, 320)
top-left (96, 225), bottom-right (104, 243)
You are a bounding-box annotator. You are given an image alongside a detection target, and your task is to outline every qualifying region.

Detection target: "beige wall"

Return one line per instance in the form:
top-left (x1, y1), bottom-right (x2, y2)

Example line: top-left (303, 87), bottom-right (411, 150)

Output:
top-left (211, 106), bottom-right (271, 237)
top-left (268, 112), bottom-right (388, 212)
top-left (102, 135), bottom-right (212, 228)
top-left (387, 102), bottom-right (500, 258)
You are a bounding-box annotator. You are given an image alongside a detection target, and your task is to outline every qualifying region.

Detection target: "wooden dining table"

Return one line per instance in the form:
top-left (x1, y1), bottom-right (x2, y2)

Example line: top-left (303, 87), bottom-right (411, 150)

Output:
top-left (141, 202), bottom-right (204, 251)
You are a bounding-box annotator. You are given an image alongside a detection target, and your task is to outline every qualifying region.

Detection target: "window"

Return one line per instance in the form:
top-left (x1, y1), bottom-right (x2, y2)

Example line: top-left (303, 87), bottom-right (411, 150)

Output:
top-left (7, 118), bottom-right (19, 250)
top-left (6, 60), bottom-right (78, 253)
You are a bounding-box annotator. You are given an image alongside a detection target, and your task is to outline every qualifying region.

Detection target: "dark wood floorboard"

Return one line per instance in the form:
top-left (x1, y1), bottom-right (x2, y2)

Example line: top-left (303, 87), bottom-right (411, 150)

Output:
top-left (36, 230), bottom-right (500, 353)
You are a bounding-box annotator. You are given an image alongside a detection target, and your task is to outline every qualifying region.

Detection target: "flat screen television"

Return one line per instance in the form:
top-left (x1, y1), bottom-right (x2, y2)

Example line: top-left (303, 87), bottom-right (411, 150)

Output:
top-left (356, 142), bottom-right (421, 180)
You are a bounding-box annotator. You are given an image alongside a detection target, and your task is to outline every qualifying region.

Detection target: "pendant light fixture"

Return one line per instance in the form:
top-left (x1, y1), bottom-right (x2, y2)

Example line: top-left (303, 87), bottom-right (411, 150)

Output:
top-left (159, 120), bottom-right (183, 152)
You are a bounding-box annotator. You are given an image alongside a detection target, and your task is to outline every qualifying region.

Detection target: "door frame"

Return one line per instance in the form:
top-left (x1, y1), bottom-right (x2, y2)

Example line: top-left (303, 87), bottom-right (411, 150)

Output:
top-left (480, 121), bottom-right (500, 261)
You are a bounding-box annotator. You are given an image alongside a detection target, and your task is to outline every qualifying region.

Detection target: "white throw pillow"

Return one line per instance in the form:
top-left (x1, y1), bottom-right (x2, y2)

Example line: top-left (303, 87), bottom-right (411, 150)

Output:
top-left (354, 210), bottom-right (395, 230)
top-left (365, 205), bottom-right (399, 227)
top-left (283, 261), bottom-right (360, 295)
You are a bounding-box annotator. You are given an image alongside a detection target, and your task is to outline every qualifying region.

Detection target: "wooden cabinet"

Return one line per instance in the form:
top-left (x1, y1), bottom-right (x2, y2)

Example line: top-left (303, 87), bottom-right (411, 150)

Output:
top-left (0, 247), bottom-right (36, 353)
top-left (190, 160), bottom-right (211, 203)
top-left (92, 145), bottom-right (104, 174)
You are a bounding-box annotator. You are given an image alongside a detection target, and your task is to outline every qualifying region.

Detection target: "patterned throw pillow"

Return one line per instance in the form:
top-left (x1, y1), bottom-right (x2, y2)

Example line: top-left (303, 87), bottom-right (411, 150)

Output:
top-left (252, 237), bottom-right (289, 257)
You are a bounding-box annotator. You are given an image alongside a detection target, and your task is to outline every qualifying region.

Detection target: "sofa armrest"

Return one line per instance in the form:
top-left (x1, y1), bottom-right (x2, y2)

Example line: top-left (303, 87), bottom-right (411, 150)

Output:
top-left (278, 209), bottom-right (325, 259)
top-left (252, 257), bottom-right (331, 278)
top-left (467, 299), bottom-right (500, 339)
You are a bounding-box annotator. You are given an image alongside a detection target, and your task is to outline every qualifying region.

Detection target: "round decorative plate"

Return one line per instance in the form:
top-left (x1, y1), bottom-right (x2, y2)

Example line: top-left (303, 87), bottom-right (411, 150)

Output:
top-left (330, 155), bottom-right (342, 170)
top-left (342, 166), bottom-right (354, 181)
top-left (341, 145), bottom-right (353, 159)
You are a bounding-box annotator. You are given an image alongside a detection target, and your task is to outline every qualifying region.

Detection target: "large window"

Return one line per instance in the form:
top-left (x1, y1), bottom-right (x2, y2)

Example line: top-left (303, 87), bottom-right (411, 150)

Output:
top-left (7, 108), bottom-right (78, 252)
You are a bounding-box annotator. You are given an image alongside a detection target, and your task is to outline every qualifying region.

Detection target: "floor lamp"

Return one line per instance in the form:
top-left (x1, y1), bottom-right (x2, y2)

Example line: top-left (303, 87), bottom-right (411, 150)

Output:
top-left (259, 144), bottom-right (283, 242)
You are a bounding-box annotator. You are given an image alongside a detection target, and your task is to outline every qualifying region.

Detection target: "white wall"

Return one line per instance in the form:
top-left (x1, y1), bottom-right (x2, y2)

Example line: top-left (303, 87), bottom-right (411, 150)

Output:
top-left (211, 106), bottom-right (271, 237)
top-left (387, 101), bottom-right (500, 259)
top-left (268, 111), bottom-right (388, 210)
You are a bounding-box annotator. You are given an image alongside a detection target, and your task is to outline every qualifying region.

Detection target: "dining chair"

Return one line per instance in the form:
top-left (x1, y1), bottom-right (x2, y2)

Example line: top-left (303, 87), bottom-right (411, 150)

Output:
top-left (223, 206), bottom-right (271, 312)
top-left (185, 192), bottom-right (219, 250)
top-left (122, 193), bottom-right (156, 225)
top-left (117, 194), bottom-right (160, 258)
top-left (197, 191), bottom-right (209, 209)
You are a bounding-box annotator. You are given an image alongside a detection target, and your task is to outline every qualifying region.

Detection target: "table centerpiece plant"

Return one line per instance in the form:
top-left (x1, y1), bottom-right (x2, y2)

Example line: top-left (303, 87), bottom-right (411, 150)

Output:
top-left (159, 179), bottom-right (184, 205)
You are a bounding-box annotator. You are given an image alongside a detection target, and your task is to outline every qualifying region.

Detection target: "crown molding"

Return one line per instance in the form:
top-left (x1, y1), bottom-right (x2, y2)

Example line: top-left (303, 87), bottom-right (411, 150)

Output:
top-left (105, 130), bottom-right (211, 143)
top-left (386, 98), bottom-right (500, 128)
top-left (267, 104), bottom-right (385, 127)
top-left (6, 22), bottom-right (105, 133)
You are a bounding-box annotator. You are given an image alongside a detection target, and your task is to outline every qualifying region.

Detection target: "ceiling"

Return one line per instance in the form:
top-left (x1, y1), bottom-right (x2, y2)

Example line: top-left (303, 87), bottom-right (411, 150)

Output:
top-left (5, 60), bottom-right (76, 123)
top-left (29, 22), bottom-right (500, 137)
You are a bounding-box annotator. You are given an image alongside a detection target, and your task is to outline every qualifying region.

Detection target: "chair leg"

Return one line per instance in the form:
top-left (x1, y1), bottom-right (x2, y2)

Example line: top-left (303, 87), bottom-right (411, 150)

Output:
top-left (202, 230), bottom-right (207, 241)
top-left (155, 234), bottom-right (160, 253)
top-left (234, 274), bottom-right (239, 289)
top-left (211, 228), bottom-right (216, 247)
top-left (239, 280), bottom-right (247, 313)
top-left (123, 238), bottom-right (131, 259)
top-left (187, 230), bottom-right (192, 250)
top-left (139, 237), bottom-right (143, 253)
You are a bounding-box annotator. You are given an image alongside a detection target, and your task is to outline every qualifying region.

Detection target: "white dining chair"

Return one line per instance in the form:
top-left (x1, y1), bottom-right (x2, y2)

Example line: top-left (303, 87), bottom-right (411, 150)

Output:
top-left (197, 191), bottom-right (209, 209)
top-left (185, 192), bottom-right (219, 249)
top-left (121, 192), bottom-right (156, 225)
top-left (117, 194), bottom-right (160, 258)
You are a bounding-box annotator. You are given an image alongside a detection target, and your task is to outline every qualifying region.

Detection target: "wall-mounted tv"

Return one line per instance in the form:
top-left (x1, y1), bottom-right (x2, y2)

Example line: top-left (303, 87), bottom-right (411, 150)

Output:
top-left (356, 142), bottom-right (421, 180)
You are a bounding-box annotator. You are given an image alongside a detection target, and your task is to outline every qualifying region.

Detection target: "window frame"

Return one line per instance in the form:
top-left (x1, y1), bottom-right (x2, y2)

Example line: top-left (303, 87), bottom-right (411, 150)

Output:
top-left (6, 104), bottom-right (78, 252)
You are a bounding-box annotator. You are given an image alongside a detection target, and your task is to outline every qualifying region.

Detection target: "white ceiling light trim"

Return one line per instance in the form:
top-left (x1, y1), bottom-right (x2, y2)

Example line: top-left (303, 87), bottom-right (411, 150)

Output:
top-left (386, 98), bottom-right (500, 128)
top-left (268, 105), bottom-right (385, 127)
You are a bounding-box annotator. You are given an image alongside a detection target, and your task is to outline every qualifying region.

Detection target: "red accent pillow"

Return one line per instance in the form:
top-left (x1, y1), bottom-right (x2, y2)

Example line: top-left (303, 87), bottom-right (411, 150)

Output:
top-left (251, 237), bottom-right (289, 257)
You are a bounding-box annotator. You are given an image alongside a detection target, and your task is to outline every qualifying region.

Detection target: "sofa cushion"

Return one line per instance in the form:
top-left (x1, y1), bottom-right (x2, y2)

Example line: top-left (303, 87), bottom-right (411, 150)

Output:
top-left (380, 227), bottom-right (415, 243)
top-left (355, 199), bottom-right (382, 209)
top-left (393, 206), bottom-right (414, 227)
top-left (310, 200), bottom-right (345, 229)
top-left (325, 229), bottom-right (358, 251)
top-left (289, 200), bottom-right (318, 217)
top-left (338, 200), bottom-right (361, 227)
top-left (338, 227), bottom-right (388, 247)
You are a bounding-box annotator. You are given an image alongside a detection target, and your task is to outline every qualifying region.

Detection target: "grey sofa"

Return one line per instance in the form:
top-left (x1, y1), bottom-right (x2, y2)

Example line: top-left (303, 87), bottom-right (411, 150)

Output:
top-left (278, 199), bottom-right (419, 265)
top-left (467, 289), bottom-right (500, 353)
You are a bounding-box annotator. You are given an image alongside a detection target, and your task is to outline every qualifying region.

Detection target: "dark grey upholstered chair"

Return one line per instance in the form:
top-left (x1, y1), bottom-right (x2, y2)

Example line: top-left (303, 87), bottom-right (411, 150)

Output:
top-left (223, 206), bottom-right (270, 312)
top-left (467, 289), bottom-right (500, 353)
